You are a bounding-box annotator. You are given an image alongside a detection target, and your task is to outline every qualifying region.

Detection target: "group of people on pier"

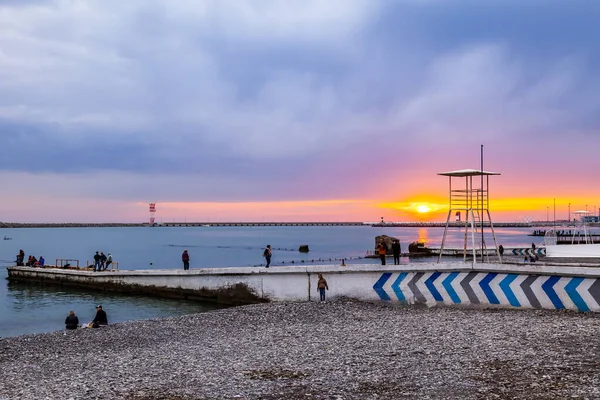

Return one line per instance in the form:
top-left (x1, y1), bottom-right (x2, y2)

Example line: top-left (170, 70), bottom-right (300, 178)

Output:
top-left (93, 251), bottom-right (112, 271)
top-left (16, 249), bottom-right (45, 268)
top-left (377, 239), bottom-right (402, 265)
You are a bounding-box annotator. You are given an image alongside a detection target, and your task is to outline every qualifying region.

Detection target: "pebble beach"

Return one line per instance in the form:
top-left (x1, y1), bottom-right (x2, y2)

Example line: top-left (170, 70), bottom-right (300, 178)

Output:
top-left (1, 301), bottom-right (599, 400)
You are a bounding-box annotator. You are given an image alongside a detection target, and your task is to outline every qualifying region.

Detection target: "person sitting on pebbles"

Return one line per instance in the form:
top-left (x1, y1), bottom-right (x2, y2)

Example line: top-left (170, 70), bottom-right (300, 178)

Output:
top-left (90, 305), bottom-right (108, 328)
top-left (65, 310), bottom-right (79, 330)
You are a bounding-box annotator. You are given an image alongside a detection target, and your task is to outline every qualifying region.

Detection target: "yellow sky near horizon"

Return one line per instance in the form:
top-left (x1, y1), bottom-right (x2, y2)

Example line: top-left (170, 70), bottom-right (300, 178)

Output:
top-left (141, 195), bottom-right (598, 223)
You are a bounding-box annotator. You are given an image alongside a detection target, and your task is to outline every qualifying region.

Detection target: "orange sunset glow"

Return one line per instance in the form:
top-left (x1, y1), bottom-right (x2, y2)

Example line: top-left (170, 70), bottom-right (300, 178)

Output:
top-left (133, 195), bottom-right (600, 224)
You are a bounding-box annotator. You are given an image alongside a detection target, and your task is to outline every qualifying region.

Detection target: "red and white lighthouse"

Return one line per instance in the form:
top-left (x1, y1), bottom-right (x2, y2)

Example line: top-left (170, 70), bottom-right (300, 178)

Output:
top-left (149, 203), bottom-right (156, 226)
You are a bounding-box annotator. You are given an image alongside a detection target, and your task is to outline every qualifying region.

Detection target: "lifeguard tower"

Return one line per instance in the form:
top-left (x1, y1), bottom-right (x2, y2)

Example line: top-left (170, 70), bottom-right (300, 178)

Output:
top-left (437, 169), bottom-right (501, 263)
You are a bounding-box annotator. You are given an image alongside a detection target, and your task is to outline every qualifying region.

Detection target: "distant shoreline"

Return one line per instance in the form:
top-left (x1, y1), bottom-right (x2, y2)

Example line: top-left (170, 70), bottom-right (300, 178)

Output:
top-left (0, 221), bottom-right (569, 228)
top-left (0, 222), bottom-right (146, 228)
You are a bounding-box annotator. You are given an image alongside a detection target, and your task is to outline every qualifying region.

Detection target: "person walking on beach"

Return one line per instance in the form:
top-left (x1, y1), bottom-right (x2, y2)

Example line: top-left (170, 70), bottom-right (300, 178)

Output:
top-left (263, 245), bottom-right (272, 268)
top-left (392, 239), bottom-right (401, 265)
top-left (93, 251), bottom-right (101, 271)
top-left (377, 240), bottom-right (387, 265)
top-left (182, 250), bottom-right (190, 270)
top-left (317, 274), bottom-right (329, 302)
top-left (65, 310), bottom-right (79, 330)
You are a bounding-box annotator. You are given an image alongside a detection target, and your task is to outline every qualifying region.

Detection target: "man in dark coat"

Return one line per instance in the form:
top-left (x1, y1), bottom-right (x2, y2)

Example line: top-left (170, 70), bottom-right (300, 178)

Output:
top-left (392, 239), bottom-right (401, 265)
top-left (182, 250), bottom-right (190, 270)
top-left (93, 251), bottom-right (101, 271)
top-left (92, 305), bottom-right (108, 326)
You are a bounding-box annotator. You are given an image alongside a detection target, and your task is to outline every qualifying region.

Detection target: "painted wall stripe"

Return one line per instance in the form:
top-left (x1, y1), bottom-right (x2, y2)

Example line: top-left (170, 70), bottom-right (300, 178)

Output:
top-left (589, 279), bottom-right (600, 306)
top-left (479, 273), bottom-right (500, 304)
top-left (461, 272), bottom-right (480, 304)
top-left (531, 276), bottom-right (555, 310)
top-left (425, 272), bottom-right (443, 302)
top-left (542, 276), bottom-right (564, 310)
top-left (442, 272), bottom-right (461, 304)
top-left (564, 278), bottom-right (588, 312)
top-left (499, 274), bottom-right (520, 307)
top-left (521, 275), bottom-right (541, 309)
top-left (371, 271), bottom-right (600, 313)
top-left (408, 272), bottom-right (426, 303)
top-left (553, 277), bottom-right (576, 311)
top-left (373, 273), bottom-right (392, 301)
top-left (416, 272), bottom-right (436, 305)
top-left (391, 272), bottom-right (408, 302)
top-left (399, 272), bottom-right (414, 304)
top-left (511, 274), bottom-right (532, 308)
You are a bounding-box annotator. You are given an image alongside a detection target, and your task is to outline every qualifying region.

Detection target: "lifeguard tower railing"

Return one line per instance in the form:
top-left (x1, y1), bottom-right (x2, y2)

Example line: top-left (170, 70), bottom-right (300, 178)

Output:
top-left (438, 169), bottom-right (501, 263)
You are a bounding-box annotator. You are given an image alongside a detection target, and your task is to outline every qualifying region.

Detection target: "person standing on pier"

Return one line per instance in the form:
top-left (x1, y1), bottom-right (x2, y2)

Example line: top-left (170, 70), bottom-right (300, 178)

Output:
top-left (392, 239), bottom-right (401, 265)
top-left (105, 253), bottom-right (113, 270)
top-left (99, 252), bottom-right (107, 270)
top-left (16, 249), bottom-right (25, 266)
top-left (93, 251), bottom-right (101, 271)
top-left (377, 240), bottom-right (387, 265)
top-left (182, 250), bottom-right (190, 270)
top-left (263, 245), bottom-right (272, 268)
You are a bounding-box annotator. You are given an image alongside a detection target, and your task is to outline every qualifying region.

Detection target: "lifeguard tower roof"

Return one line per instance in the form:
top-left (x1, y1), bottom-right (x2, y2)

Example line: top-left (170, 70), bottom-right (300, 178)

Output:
top-left (437, 169), bottom-right (501, 177)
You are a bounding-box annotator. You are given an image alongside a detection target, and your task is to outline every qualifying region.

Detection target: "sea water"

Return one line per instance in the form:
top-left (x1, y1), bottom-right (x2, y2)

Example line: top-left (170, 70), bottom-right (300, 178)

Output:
top-left (0, 225), bottom-right (537, 338)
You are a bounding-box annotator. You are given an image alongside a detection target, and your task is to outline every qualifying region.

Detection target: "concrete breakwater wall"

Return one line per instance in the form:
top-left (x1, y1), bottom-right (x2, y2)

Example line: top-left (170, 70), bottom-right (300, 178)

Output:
top-left (7, 263), bottom-right (600, 312)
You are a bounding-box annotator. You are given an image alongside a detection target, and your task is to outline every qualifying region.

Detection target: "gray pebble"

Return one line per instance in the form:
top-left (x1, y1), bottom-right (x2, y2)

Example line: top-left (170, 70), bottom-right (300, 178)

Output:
top-left (0, 301), bottom-right (599, 399)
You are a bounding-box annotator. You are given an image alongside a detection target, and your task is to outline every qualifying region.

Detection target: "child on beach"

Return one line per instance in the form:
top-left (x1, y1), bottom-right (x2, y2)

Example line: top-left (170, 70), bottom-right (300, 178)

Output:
top-left (317, 274), bottom-right (329, 302)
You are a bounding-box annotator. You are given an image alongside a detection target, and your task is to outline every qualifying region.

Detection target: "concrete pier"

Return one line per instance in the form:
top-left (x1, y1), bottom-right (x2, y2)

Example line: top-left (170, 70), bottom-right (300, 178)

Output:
top-left (7, 262), bottom-right (600, 312)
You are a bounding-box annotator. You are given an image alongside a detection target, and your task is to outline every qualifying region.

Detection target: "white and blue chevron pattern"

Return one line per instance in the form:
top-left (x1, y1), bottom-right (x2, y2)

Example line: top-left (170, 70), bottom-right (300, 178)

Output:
top-left (373, 271), bottom-right (600, 312)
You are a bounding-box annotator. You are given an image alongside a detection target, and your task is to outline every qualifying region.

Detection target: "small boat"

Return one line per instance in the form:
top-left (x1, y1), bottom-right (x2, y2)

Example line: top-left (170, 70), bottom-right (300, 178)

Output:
top-left (544, 211), bottom-right (600, 258)
top-left (3, 236), bottom-right (11, 240)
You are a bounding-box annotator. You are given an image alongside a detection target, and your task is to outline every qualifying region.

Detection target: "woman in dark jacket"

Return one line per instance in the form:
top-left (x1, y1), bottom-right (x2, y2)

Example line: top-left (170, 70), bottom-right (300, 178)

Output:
top-left (65, 311), bottom-right (79, 330)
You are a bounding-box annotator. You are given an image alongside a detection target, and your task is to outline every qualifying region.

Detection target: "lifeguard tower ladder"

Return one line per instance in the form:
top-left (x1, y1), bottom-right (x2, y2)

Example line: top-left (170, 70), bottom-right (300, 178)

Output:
top-left (437, 169), bottom-right (502, 263)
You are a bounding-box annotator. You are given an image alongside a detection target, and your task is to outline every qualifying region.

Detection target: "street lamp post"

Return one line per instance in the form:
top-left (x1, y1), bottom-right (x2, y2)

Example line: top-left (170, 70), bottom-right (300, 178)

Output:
top-left (568, 203), bottom-right (571, 222)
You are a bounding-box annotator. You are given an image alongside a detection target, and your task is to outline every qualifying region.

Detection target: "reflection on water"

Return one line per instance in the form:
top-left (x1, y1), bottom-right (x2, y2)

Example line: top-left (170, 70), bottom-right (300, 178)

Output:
top-left (1, 281), bottom-right (223, 338)
top-left (417, 228), bottom-right (429, 244)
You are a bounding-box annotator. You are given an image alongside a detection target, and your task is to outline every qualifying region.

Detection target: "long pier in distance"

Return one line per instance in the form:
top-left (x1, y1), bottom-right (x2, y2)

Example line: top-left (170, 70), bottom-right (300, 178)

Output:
top-left (0, 221), bottom-right (551, 228)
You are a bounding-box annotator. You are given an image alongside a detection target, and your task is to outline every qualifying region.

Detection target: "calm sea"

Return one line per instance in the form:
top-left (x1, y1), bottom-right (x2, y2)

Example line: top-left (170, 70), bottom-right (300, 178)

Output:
top-left (0, 225), bottom-right (537, 338)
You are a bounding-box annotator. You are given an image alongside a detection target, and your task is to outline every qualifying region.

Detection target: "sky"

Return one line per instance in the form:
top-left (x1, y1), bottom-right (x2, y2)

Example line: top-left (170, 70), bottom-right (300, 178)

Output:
top-left (1, 0), bottom-right (600, 223)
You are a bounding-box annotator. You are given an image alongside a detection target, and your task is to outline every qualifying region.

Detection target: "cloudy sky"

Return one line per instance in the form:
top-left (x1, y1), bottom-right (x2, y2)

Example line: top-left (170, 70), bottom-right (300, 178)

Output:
top-left (1, 0), bottom-right (599, 222)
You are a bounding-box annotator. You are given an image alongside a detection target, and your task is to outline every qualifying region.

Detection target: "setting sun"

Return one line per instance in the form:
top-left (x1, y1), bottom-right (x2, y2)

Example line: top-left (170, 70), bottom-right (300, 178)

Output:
top-left (416, 204), bottom-right (432, 213)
